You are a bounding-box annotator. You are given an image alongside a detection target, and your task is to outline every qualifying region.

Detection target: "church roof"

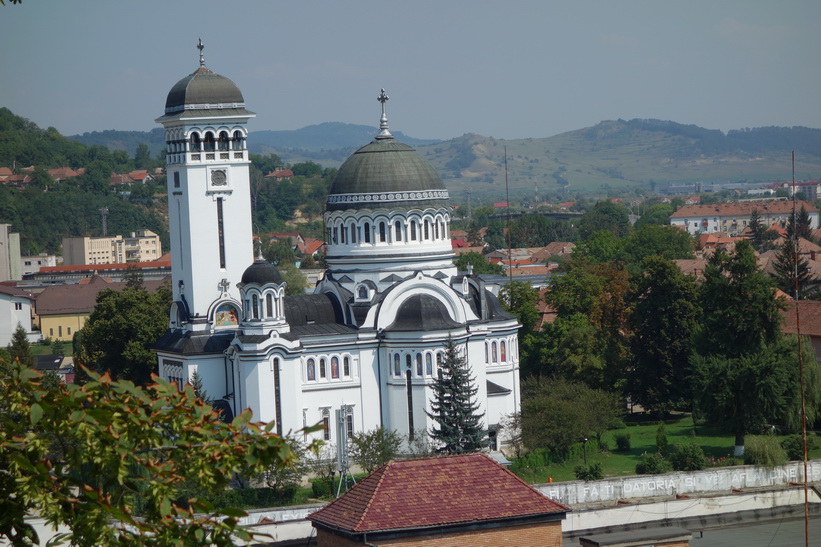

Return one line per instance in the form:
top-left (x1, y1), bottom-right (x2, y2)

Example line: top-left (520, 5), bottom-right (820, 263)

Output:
top-left (386, 294), bottom-right (461, 332)
top-left (240, 259), bottom-right (283, 286)
top-left (309, 453), bottom-right (567, 534)
top-left (326, 90), bottom-right (448, 212)
top-left (284, 293), bottom-right (345, 326)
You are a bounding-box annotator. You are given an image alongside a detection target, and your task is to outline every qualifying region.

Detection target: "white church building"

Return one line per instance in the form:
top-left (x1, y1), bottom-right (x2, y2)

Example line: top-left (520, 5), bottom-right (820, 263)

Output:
top-left (153, 44), bottom-right (521, 449)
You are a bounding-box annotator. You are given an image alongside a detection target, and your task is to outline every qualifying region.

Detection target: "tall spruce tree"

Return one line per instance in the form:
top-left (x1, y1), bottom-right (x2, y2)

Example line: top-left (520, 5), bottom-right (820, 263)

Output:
top-left (772, 237), bottom-right (817, 298)
top-left (748, 209), bottom-right (764, 249)
top-left (427, 338), bottom-right (486, 454)
top-left (7, 323), bottom-right (34, 368)
top-left (786, 205), bottom-right (813, 241)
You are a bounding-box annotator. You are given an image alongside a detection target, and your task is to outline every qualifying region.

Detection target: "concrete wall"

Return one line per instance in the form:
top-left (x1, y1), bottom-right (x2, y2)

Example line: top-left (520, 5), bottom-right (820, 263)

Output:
top-left (536, 460), bottom-right (821, 505)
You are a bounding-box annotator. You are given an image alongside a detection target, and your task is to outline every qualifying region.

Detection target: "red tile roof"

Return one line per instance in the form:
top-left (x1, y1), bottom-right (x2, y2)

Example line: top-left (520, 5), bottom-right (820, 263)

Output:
top-left (38, 255), bottom-right (171, 274)
top-left (782, 300), bottom-right (821, 337)
top-left (309, 453), bottom-right (567, 534)
top-left (670, 200), bottom-right (817, 218)
top-left (35, 275), bottom-right (169, 315)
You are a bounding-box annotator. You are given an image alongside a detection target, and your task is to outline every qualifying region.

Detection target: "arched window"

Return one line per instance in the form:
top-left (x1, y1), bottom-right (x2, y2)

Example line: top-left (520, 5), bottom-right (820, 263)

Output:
top-left (190, 132), bottom-right (202, 152)
top-left (344, 356), bottom-right (351, 377)
top-left (416, 353), bottom-right (423, 376)
top-left (364, 223), bottom-right (371, 243)
top-left (410, 221), bottom-right (417, 241)
top-left (350, 222), bottom-right (357, 243)
top-left (252, 294), bottom-right (259, 319)
top-left (322, 409), bottom-right (330, 441)
top-left (340, 224), bottom-right (347, 244)
top-left (501, 340), bottom-right (507, 362)
top-left (232, 130), bottom-right (243, 151)
top-left (319, 358), bottom-right (327, 379)
top-left (395, 221), bottom-right (402, 241)
top-left (491, 341), bottom-right (498, 363)
top-left (204, 132), bottom-right (215, 151)
top-left (379, 222), bottom-right (386, 242)
top-left (406, 354), bottom-right (412, 370)
top-left (426, 353), bottom-right (433, 376)
top-left (424, 220), bottom-right (430, 240)
top-left (331, 356), bottom-right (340, 379)
top-left (332, 227), bottom-right (338, 245)
top-left (266, 293), bottom-right (274, 318)
top-left (218, 131), bottom-right (229, 150)
top-left (436, 352), bottom-right (443, 372)
top-left (394, 354), bottom-right (401, 377)
top-left (434, 219), bottom-right (440, 239)
top-left (485, 342), bottom-right (489, 363)
top-left (307, 358), bottom-right (316, 381)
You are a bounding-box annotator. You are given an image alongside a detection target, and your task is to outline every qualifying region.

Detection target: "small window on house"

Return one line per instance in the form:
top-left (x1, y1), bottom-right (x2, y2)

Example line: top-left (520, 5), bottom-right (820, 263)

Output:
top-left (343, 356), bottom-right (351, 377)
top-left (501, 340), bottom-right (507, 362)
top-left (331, 356), bottom-right (340, 379)
top-left (307, 358), bottom-right (316, 381)
top-left (492, 341), bottom-right (498, 363)
top-left (14, 302), bottom-right (22, 310)
top-left (426, 353), bottom-right (433, 375)
top-left (416, 353), bottom-right (423, 376)
top-left (394, 354), bottom-right (401, 377)
top-left (319, 358), bottom-right (327, 379)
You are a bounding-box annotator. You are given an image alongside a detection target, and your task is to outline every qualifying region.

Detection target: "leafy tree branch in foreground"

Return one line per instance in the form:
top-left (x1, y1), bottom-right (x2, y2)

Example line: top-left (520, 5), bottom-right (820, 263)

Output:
top-left (0, 361), bottom-right (312, 546)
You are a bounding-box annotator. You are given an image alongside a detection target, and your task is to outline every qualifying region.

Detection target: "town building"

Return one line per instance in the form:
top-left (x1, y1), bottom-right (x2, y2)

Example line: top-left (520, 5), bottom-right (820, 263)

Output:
top-left (20, 254), bottom-right (58, 276)
top-left (308, 453), bottom-right (568, 546)
top-left (25, 255), bottom-right (171, 285)
top-left (0, 284), bottom-right (37, 346)
top-left (62, 229), bottom-right (162, 266)
top-left (35, 275), bottom-right (169, 341)
top-left (669, 200), bottom-right (819, 236)
top-left (153, 45), bottom-right (521, 450)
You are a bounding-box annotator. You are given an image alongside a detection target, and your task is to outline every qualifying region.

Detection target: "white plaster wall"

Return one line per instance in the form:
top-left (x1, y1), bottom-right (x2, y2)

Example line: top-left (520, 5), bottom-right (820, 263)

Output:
top-left (537, 460), bottom-right (821, 505)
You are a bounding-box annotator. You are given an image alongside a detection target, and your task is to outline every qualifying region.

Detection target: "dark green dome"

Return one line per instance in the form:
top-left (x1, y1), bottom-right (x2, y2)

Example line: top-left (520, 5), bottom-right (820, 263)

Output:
top-left (326, 136), bottom-right (449, 212)
top-left (164, 67), bottom-right (248, 116)
top-left (241, 259), bottom-right (283, 286)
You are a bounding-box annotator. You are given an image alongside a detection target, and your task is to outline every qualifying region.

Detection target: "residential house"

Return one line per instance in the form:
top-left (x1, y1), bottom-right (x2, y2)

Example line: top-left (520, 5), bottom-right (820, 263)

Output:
top-left (62, 230), bottom-right (162, 266)
top-left (308, 453), bottom-right (568, 546)
top-left (21, 254), bottom-right (58, 276)
top-left (264, 168), bottom-right (293, 181)
top-left (35, 275), bottom-right (169, 341)
top-left (0, 284), bottom-right (38, 346)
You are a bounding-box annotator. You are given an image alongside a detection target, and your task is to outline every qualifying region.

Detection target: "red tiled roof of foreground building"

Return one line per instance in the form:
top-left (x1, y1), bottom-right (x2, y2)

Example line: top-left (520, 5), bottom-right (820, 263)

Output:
top-left (782, 300), bottom-right (821, 337)
top-left (309, 453), bottom-right (567, 534)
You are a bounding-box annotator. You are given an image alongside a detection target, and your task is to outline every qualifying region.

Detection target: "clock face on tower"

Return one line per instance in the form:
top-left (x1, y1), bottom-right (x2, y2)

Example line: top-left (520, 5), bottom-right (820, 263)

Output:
top-left (211, 169), bottom-right (227, 186)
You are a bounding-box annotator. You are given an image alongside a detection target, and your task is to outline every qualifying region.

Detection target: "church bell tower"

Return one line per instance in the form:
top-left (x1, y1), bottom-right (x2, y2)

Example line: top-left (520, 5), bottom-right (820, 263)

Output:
top-left (156, 39), bottom-right (255, 332)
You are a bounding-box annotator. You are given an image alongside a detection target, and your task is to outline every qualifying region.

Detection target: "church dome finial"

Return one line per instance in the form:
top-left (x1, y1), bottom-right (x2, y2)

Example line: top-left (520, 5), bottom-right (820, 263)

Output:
top-left (197, 37), bottom-right (205, 68)
top-left (376, 88), bottom-right (392, 139)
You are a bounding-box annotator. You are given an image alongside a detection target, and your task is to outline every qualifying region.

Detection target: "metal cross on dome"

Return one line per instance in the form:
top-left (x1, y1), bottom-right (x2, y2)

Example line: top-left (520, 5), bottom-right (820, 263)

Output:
top-left (197, 38), bottom-right (205, 67)
top-left (377, 88), bottom-right (392, 138)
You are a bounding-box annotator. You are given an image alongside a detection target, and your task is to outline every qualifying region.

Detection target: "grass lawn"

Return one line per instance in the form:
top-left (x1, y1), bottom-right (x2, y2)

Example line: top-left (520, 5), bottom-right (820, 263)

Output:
top-left (511, 414), bottom-right (821, 484)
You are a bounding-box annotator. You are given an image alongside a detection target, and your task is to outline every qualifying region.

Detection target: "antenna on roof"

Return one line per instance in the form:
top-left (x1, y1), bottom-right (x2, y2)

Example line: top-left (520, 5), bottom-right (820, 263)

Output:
top-left (99, 207), bottom-right (109, 237)
top-left (335, 404), bottom-right (357, 497)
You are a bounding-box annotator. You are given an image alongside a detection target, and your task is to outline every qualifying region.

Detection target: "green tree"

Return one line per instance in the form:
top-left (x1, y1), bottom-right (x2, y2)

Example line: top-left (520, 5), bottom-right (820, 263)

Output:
top-left (748, 209), bottom-right (765, 248)
top-left (520, 377), bottom-right (620, 460)
top-left (696, 239), bottom-right (782, 358)
top-left (263, 238), bottom-right (297, 266)
top-left (348, 427), bottom-right (403, 474)
top-left (786, 205), bottom-right (813, 241)
top-left (634, 203), bottom-right (674, 229)
top-left (573, 230), bottom-right (623, 263)
top-left (622, 224), bottom-right (694, 267)
top-left (190, 370), bottom-right (211, 404)
top-left (628, 256), bottom-right (700, 415)
top-left (7, 323), bottom-right (34, 368)
top-left (454, 251), bottom-right (505, 275)
top-left (0, 362), bottom-right (309, 546)
top-left (427, 338), bottom-right (486, 454)
top-left (134, 143), bottom-right (151, 170)
top-left (771, 237), bottom-right (817, 299)
top-left (279, 262), bottom-right (307, 296)
top-left (50, 338), bottom-right (65, 357)
top-left (578, 201), bottom-right (631, 240)
top-left (691, 335), bottom-right (820, 456)
top-left (76, 283), bottom-right (172, 385)
top-left (499, 281), bottom-right (540, 338)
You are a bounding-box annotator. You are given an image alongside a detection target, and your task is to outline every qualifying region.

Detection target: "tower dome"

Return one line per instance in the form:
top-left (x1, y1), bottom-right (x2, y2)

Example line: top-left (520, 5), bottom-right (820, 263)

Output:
top-left (326, 89), bottom-right (448, 213)
top-left (162, 38), bottom-right (251, 118)
top-left (241, 258), bottom-right (283, 286)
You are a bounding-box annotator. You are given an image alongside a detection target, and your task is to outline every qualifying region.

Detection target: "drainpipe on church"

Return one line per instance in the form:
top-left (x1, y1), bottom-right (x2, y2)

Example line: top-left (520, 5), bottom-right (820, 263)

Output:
top-left (375, 328), bottom-right (384, 429)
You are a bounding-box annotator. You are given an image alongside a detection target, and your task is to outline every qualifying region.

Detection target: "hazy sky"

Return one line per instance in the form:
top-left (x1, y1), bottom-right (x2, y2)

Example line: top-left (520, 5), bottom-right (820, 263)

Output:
top-left (2, 1), bottom-right (820, 140)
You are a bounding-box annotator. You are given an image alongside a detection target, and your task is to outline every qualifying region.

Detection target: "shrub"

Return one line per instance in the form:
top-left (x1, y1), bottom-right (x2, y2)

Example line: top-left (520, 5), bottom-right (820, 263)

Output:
top-left (744, 435), bottom-right (787, 467)
top-left (614, 432), bottom-right (631, 452)
top-left (574, 463), bottom-right (604, 481)
top-left (781, 434), bottom-right (815, 461)
top-left (636, 452), bottom-right (672, 475)
top-left (669, 441), bottom-right (707, 471)
top-left (656, 424), bottom-right (668, 457)
top-left (608, 418), bottom-right (627, 430)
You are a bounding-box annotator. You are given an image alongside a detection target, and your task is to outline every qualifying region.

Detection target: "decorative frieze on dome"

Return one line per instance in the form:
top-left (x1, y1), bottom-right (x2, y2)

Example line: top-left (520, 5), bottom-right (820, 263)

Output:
top-left (327, 189), bottom-right (449, 206)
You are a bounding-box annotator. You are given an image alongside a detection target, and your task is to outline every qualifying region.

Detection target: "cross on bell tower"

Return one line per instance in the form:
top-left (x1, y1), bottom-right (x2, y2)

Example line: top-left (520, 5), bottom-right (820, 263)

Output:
top-left (377, 88), bottom-right (392, 139)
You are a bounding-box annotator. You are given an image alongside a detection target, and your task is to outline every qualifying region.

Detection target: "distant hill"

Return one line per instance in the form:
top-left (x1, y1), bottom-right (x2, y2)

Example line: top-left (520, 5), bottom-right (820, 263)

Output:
top-left (418, 120), bottom-right (821, 201)
top-left (66, 118), bottom-right (821, 201)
